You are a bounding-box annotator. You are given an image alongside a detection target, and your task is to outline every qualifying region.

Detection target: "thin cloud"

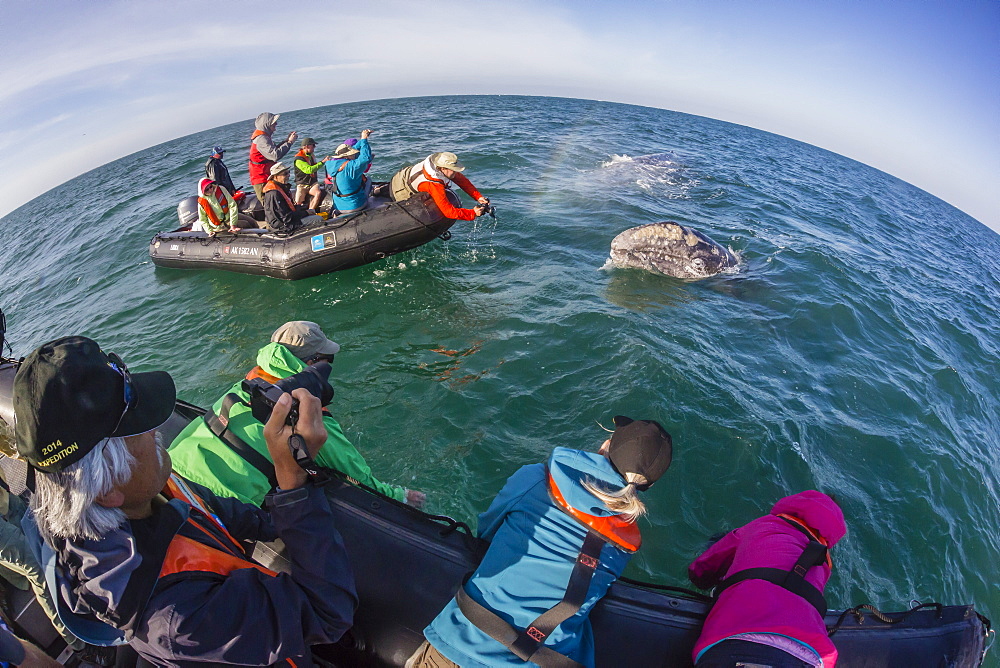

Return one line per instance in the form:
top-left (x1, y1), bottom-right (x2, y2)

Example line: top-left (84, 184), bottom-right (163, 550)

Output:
top-left (293, 62), bottom-right (373, 74)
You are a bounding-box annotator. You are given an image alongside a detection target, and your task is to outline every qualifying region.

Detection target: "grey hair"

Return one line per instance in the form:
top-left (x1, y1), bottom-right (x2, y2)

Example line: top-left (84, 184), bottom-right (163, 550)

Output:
top-left (581, 472), bottom-right (648, 523)
top-left (31, 436), bottom-right (136, 541)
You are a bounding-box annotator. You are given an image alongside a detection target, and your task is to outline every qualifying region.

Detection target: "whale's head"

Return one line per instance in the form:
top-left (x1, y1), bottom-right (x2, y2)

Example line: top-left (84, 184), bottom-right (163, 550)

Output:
top-left (609, 222), bottom-right (737, 279)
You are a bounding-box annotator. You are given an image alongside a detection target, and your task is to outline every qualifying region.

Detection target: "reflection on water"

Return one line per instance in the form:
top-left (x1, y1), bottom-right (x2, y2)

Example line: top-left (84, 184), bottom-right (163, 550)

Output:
top-left (603, 269), bottom-right (700, 311)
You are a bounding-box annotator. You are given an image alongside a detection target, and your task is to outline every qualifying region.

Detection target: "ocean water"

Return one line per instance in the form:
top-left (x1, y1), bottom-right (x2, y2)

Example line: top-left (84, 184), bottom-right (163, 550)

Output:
top-left (1, 95), bottom-right (997, 635)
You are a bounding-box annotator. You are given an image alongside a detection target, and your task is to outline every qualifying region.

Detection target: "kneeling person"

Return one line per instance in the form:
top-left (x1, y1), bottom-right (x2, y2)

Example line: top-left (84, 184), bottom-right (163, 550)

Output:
top-left (170, 320), bottom-right (423, 507)
top-left (13, 336), bottom-right (356, 666)
top-left (410, 415), bottom-right (672, 667)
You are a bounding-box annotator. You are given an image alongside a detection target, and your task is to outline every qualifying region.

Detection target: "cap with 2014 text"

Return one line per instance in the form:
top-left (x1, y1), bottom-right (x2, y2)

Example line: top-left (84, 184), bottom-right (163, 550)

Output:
top-left (13, 336), bottom-right (176, 473)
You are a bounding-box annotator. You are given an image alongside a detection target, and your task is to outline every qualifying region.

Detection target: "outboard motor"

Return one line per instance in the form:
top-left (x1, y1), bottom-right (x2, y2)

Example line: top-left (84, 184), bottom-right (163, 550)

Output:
top-left (177, 196), bottom-right (199, 228)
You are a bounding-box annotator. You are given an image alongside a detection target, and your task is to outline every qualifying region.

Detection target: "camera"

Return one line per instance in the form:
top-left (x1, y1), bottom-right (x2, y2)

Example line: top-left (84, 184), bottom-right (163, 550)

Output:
top-left (478, 202), bottom-right (496, 219)
top-left (243, 361), bottom-right (335, 426)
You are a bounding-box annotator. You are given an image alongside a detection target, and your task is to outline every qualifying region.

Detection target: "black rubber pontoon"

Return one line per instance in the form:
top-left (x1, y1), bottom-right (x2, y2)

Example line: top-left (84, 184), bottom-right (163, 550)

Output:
top-left (0, 370), bottom-right (990, 667)
top-left (149, 189), bottom-right (461, 280)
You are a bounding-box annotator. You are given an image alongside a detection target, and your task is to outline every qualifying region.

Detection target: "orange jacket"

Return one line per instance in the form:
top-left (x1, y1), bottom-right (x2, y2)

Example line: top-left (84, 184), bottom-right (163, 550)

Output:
top-left (418, 172), bottom-right (483, 221)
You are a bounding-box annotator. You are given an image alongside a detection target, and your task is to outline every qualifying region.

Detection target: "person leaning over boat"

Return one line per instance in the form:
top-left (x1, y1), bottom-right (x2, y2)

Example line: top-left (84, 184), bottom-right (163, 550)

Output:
top-left (192, 178), bottom-right (257, 235)
top-left (11, 336), bottom-right (356, 666)
top-left (408, 415), bottom-right (673, 668)
top-left (249, 111), bottom-right (297, 202)
top-left (293, 137), bottom-right (332, 211)
top-left (204, 145), bottom-right (237, 195)
top-left (329, 129), bottom-right (375, 214)
top-left (262, 162), bottom-right (323, 233)
top-left (169, 320), bottom-right (424, 508)
top-left (389, 152), bottom-right (491, 220)
top-left (688, 491), bottom-right (846, 667)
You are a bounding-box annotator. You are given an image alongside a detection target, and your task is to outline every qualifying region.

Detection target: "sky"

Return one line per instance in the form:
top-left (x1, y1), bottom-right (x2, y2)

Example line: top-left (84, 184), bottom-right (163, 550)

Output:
top-left (0, 0), bottom-right (997, 231)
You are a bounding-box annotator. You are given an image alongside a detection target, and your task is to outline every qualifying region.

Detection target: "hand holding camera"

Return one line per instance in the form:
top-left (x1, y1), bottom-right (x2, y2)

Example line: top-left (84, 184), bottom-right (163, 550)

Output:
top-left (249, 362), bottom-right (336, 489)
top-left (262, 389), bottom-right (327, 490)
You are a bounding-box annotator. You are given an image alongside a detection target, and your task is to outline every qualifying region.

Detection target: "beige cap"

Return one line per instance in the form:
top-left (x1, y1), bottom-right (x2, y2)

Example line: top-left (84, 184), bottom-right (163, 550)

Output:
top-left (432, 152), bottom-right (465, 172)
top-left (334, 143), bottom-right (360, 158)
top-left (269, 161), bottom-right (290, 176)
top-left (271, 321), bottom-right (340, 359)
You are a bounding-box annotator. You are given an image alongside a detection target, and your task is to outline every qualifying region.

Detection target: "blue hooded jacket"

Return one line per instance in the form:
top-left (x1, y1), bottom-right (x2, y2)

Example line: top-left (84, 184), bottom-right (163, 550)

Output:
top-left (331, 138), bottom-right (372, 212)
top-left (424, 447), bottom-right (637, 667)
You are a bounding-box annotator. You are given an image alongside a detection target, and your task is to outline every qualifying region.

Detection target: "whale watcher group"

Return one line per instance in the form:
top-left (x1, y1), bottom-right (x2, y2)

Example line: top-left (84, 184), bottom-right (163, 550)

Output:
top-left (0, 109), bottom-right (990, 668)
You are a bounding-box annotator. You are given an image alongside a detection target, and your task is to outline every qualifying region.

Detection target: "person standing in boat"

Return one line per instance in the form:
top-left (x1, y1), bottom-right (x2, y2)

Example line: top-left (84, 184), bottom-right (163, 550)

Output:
top-left (248, 111), bottom-right (297, 202)
top-left (293, 137), bottom-right (332, 211)
top-left (193, 178), bottom-right (257, 234)
top-left (389, 152), bottom-right (492, 220)
top-left (687, 491), bottom-right (846, 667)
top-left (262, 162), bottom-right (322, 233)
top-left (330, 129), bottom-right (374, 214)
top-left (204, 145), bottom-right (237, 195)
top-left (169, 320), bottom-right (425, 508)
top-left (408, 415), bottom-right (673, 668)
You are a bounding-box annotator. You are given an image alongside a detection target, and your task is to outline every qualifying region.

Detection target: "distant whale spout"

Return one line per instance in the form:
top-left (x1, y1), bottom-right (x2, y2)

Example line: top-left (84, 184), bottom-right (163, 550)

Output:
top-left (608, 222), bottom-right (737, 279)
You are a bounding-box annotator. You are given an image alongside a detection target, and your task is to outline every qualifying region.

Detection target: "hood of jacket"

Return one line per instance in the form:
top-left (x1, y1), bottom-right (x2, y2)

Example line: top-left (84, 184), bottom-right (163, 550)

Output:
top-left (419, 155), bottom-right (453, 186)
top-left (255, 342), bottom-right (306, 379)
top-left (52, 499), bottom-right (189, 635)
top-left (770, 490), bottom-right (846, 546)
top-left (547, 446), bottom-right (627, 518)
top-left (254, 112), bottom-right (279, 134)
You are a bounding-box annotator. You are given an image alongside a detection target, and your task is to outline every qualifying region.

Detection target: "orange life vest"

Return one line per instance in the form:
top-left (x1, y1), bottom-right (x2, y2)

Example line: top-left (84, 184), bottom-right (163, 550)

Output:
top-left (547, 472), bottom-right (641, 553)
top-left (197, 186), bottom-right (231, 228)
top-left (248, 129), bottom-right (273, 184)
top-left (263, 179), bottom-right (296, 209)
top-left (245, 365), bottom-right (282, 384)
top-left (777, 513), bottom-right (832, 568)
top-left (159, 475), bottom-right (277, 579)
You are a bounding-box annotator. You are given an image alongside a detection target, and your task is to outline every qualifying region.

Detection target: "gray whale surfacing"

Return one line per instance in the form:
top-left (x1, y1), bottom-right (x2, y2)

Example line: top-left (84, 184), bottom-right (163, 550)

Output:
top-left (608, 222), bottom-right (737, 279)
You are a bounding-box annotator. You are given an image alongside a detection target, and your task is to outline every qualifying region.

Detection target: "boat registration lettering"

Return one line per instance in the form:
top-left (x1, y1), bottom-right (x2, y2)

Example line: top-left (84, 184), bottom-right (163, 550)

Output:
top-left (170, 245), bottom-right (179, 251)
top-left (223, 246), bottom-right (260, 256)
top-left (312, 233), bottom-right (337, 252)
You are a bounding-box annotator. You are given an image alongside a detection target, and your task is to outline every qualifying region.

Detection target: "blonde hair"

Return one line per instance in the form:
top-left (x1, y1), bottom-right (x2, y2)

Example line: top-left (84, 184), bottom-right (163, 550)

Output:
top-left (582, 472), bottom-right (648, 523)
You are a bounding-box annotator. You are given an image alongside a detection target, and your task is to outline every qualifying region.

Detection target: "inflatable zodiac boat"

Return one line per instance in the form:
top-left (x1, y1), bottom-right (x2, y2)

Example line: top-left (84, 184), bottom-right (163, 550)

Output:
top-left (148, 187), bottom-right (461, 280)
top-left (0, 360), bottom-right (991, 667)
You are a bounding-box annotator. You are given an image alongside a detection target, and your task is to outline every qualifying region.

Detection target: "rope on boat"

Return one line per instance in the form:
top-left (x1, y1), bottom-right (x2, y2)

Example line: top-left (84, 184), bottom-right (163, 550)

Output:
top-left (827, 601), bottom-right (943, 636)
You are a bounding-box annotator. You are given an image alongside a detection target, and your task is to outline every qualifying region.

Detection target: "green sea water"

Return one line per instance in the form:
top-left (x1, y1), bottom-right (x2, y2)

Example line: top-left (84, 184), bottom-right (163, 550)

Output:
top-left (1, 96), bottom-right (997, 647)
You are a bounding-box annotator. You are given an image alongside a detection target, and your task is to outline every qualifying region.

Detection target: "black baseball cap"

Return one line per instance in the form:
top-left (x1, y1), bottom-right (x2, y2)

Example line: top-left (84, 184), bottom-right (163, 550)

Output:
top-left (608, 415), bottom-right (673, 490)
top-left (13, 336), bottom-right (175, 473)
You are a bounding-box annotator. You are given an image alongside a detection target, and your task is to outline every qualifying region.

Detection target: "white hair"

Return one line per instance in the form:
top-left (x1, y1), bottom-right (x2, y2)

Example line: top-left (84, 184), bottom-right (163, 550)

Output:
top-left (581, 472), bottom-right (648, 523)
top-left (31, 436), bottom-right (136, 541)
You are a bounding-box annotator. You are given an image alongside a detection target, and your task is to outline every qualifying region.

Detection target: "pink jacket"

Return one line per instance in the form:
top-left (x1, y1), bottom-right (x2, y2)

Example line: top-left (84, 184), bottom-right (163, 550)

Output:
top-left (688, 491), bottom-right (846, 665)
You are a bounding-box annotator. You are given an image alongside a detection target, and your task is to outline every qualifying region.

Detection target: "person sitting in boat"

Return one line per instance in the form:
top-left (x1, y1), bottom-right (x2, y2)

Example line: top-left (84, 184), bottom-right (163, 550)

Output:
top-left (687, 490), bottom-right (846, 667)
top-left (11, 336), bottom-right (356, 666)
top-left (169, 320), bottom-right (425, 509)
top-left (389, 152), bottom-right (491, 220)
top-left (0, 479), bottom-right (92, 659)
top-left (293, 137), bottom-right (332, 211)
top-left (262, 162), bottom-right (322, 234)
top-left (329, 129), bottom-right (375, 214)
top-left (204, 145), bottom-right (237, 195)
top-left (248, 111), bottom-right (297, 202)
top-left (408, 415), bottom-right (672, 668)
top-left (192, 178), bottom-right (257, 235)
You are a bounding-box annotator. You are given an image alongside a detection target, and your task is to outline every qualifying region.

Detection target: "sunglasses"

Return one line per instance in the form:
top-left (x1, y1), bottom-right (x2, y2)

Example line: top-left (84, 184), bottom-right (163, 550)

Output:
top-left (106, 352), bottom-right (136, 434)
